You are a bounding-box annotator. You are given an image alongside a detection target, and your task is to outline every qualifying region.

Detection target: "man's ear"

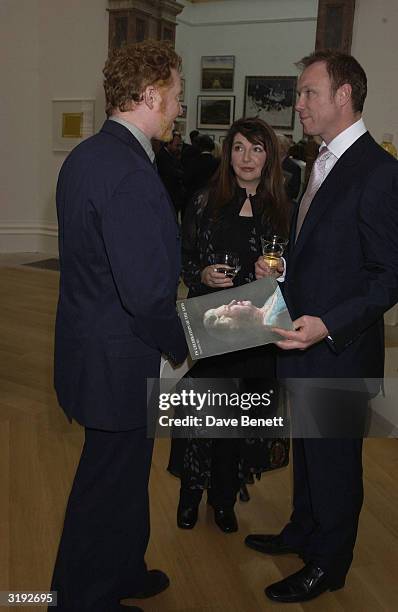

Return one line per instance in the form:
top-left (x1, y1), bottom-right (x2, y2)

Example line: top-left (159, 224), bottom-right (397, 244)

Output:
top-left (337, 83), bottom-right (352, 108)
top-left (143, 85), bottom-right (160, 110)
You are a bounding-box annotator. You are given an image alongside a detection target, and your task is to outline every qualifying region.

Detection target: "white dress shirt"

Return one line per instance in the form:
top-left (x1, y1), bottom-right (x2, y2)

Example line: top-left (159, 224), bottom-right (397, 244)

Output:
top-left (320, 117), bottom-right (368, 183)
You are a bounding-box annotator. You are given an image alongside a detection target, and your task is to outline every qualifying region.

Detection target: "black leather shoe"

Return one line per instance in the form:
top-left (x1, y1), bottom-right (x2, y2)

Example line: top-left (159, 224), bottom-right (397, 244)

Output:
top-left (245, 533), bottom-right (300, 555)
top-left (126, 569), bottom-right (170, 599)
top-left (213, 507), bottom-right (238, 533)
top-left (177, 502), bottom-right (199, 529)
top-left (265, 562), bottom-right (345, 603)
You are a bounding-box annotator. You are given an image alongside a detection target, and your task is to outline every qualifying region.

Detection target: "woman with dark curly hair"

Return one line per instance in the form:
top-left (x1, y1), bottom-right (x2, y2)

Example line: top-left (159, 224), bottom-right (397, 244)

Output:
top-left (168, 117), bottom-right (291, 533)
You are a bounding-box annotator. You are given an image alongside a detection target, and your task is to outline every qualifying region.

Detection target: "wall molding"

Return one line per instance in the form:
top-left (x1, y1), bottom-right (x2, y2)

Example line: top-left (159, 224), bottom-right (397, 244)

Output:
top-left (177, 16), bottom-right (317, 27)
top-left (0, 222), bottom-right (58, 237)
top-left (0, 222), bottom-right (58, 254)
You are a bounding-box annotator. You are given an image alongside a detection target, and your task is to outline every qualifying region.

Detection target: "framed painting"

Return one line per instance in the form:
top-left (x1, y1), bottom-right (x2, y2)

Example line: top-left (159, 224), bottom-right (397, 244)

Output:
top-left (174, 120), bottom-right (186, 137)
top-left (52, 99), bottom-right (95, 152)
top-left (201, 55), bottom-right (235, 91)
top-left (197, 96), bottom-right (235, 130)
top-left (244, 76), bottom-right (297, 129)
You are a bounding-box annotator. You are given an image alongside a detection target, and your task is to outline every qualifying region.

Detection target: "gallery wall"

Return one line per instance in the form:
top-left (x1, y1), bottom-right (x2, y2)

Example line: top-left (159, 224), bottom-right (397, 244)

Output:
top-left (175, 0), bottom-right (317, 144)
top-left (0, 0), bottom-right (397, 254)
top-left (0, 0), bottom-right (108, 253)
top-left (351, 0), bottom-right (398, 143)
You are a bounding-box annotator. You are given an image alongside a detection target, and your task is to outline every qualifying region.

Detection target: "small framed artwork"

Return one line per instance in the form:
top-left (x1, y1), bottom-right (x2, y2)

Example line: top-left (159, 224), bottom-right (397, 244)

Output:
top-left (219, 134), bottom-right (226, 144)
top-left (201, 55), bottom-right (235, 90)
top-left (174, 120), bottom-right (186, 137)
top-left (244, 76), bottom-right (297, 129)
top-left (52, 99), bottom-right (95, 151)
top-left (197, 96), bottom-right (235, 130)
top-left (180, 105), bottom-right (187, 119)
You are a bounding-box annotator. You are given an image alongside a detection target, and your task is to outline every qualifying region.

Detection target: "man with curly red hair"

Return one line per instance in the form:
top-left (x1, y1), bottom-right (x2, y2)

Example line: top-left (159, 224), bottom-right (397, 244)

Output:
top-left (50, 40), bottom-right (187, 611)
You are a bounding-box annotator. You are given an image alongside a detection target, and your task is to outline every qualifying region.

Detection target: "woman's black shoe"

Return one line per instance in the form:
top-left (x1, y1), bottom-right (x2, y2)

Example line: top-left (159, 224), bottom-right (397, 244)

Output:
top-left (177, 502), bottom-right (199, 529)
top-left (213, 507), bottom-right (238, 533)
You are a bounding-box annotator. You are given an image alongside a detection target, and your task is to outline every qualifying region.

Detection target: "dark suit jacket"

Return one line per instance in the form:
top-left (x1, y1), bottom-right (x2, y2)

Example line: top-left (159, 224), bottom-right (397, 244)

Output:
top-left (54, 120), bottom-right (187, 431)
top-left (156, 146), bottom-right (185, 213)
top-left (282, 156), bottom-right (302, 200)
top-left (279, 132), bottom-right (398, 380)
top-left (184, 152), bottom-right (219, 201)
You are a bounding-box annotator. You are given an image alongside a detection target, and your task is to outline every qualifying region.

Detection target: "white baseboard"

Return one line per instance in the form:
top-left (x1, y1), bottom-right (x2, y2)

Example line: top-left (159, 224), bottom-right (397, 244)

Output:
top-left (0, 222), bottom-right (58, 255)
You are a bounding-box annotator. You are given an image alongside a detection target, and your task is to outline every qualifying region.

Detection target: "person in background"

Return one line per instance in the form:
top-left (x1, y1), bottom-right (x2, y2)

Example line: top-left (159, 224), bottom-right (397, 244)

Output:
top-left (181, 129), bottom-right (200, 168)
top-left (51, 41), bottom-right (187, 612)
top-left (168, 117), bottom-right (290, 534)
top-left (184, 134), bottom-right (220, 202)
top-left (248, 50), bottom-right (398, 604)
top-left (157, 130), bottom-right (185, 216)
top-left (276, 133), bottom-right (302, 201)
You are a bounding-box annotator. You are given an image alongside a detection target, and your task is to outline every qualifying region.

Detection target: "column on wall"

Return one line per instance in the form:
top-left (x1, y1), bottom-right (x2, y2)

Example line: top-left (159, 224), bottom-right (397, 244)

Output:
top-left (107, 0), bottom-right (184, 50)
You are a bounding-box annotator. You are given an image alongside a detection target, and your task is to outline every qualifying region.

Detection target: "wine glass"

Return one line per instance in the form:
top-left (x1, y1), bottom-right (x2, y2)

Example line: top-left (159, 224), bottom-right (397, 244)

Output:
top-left (260, 235), bottom-right (288, 270)
top-left (211, 251), bottom-right (241, 279)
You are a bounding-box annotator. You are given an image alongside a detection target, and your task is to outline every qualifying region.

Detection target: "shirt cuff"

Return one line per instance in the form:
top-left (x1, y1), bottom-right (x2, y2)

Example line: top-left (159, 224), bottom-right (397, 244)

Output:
top-left (277, 257), bottom-right (286, 282)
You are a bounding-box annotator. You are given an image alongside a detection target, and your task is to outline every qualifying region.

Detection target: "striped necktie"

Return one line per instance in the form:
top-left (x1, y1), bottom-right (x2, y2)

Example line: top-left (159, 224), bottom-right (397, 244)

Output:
top-left (295, 146), bottom-right (333, 240)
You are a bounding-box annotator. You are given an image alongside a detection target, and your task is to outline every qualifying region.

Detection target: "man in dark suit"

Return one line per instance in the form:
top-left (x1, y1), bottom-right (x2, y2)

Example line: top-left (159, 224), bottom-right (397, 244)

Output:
top-left (51, 41), bottom-right (187, 611)
top-left (247, 50), bottom-right (398, 603)
top-left (156, 130), bottom-right (185, 216)
top-left (184, 134), bottom-right (219, 202)
top-left (276, 132), bottom-right (302, 200)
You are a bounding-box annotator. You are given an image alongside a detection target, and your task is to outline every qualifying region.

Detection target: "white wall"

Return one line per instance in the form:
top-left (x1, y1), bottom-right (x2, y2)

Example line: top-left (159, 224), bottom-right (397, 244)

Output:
top-left (351, 0), bottom-right (398, 144)
top-left (176, 0), bottom-right (318, 143)
top-left (0, 0), bottom-right (108, 253)
top-left (0, 0), bottom-right (41, 251)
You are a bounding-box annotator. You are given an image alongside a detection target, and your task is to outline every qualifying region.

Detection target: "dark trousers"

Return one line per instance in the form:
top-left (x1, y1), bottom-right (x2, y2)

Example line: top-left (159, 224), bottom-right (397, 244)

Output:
top-left (180, 438), bottom-right (240, 509)
top-left (51, 427), bottom-right (154, 611)
top-left (280, 437), bottom-right (363, 581)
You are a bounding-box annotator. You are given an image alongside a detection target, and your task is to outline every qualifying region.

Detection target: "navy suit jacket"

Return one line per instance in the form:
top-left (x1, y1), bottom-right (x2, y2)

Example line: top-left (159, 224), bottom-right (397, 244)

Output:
top-left (278, 132), bottom-right (398, 380)
top-left (54, 120), bottom-right (187, 431)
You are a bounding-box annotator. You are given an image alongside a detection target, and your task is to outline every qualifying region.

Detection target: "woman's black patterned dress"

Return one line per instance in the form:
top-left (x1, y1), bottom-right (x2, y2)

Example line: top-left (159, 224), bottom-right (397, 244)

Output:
top-left (168, 186), bottom-right (289, 503)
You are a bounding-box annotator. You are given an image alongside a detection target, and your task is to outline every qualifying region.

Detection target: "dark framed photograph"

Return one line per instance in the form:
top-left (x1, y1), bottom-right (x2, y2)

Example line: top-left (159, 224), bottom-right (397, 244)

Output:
top-left (197, 96), bottom-right (235, 130)
top-left (244, 76), bottom-right (297, 129)
top-left (201, 56), bottom-right (235, 91)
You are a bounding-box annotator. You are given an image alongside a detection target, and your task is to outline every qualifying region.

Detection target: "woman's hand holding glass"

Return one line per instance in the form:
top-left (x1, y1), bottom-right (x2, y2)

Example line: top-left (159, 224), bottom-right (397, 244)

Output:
top-left (255, 255), bottom-right (285, 279)
top-left (201, 265), bottom-right (235, 288)
top-left (201, 251), bottom-right (240, 288)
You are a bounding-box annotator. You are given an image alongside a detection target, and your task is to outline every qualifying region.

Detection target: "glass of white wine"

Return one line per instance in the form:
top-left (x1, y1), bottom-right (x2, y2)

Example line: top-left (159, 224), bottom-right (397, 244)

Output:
top-left (260, 235), bottom-right (288, 270)
top-left (211, 251), bottom-right (241, 279)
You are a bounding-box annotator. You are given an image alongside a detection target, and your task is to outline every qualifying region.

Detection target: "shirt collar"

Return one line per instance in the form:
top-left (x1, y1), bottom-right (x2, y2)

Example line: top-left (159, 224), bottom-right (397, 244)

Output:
top-left (322, 118), bottom-right (367, 159)
top-left (109, 116), bottom-right (155, 162)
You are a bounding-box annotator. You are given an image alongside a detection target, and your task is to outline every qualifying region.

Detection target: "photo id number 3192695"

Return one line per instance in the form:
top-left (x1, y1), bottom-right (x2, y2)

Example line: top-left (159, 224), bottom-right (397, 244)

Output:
top-left (0, 592), bottom-right (57, 607)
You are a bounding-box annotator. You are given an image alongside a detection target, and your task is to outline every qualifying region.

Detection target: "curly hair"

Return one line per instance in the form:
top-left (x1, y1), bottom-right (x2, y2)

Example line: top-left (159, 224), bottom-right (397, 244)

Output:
top-left (208, 117), bottom-right (290, 237)
top-left (103, 40), bottom-right (181, 116)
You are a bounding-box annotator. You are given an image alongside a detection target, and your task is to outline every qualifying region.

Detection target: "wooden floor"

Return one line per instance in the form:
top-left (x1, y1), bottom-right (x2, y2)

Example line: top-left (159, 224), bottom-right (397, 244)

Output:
top-left (1, 265), bottom-right (398, 611)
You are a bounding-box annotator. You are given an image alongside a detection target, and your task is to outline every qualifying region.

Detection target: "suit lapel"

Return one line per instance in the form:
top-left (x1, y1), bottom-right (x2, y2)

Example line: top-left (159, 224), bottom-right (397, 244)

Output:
top-left (290, 132), bottom-right (371, 263)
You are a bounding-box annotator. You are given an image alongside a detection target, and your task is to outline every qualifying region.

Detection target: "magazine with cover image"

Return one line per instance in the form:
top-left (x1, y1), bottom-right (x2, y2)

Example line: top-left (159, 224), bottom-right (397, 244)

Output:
top-left (177, 277), bottom-right (294, 360)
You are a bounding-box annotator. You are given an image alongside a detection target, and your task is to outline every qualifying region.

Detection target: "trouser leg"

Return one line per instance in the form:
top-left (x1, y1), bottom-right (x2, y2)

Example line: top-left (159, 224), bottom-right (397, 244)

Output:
top-left (51, 426), bottom-right (153, 611)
